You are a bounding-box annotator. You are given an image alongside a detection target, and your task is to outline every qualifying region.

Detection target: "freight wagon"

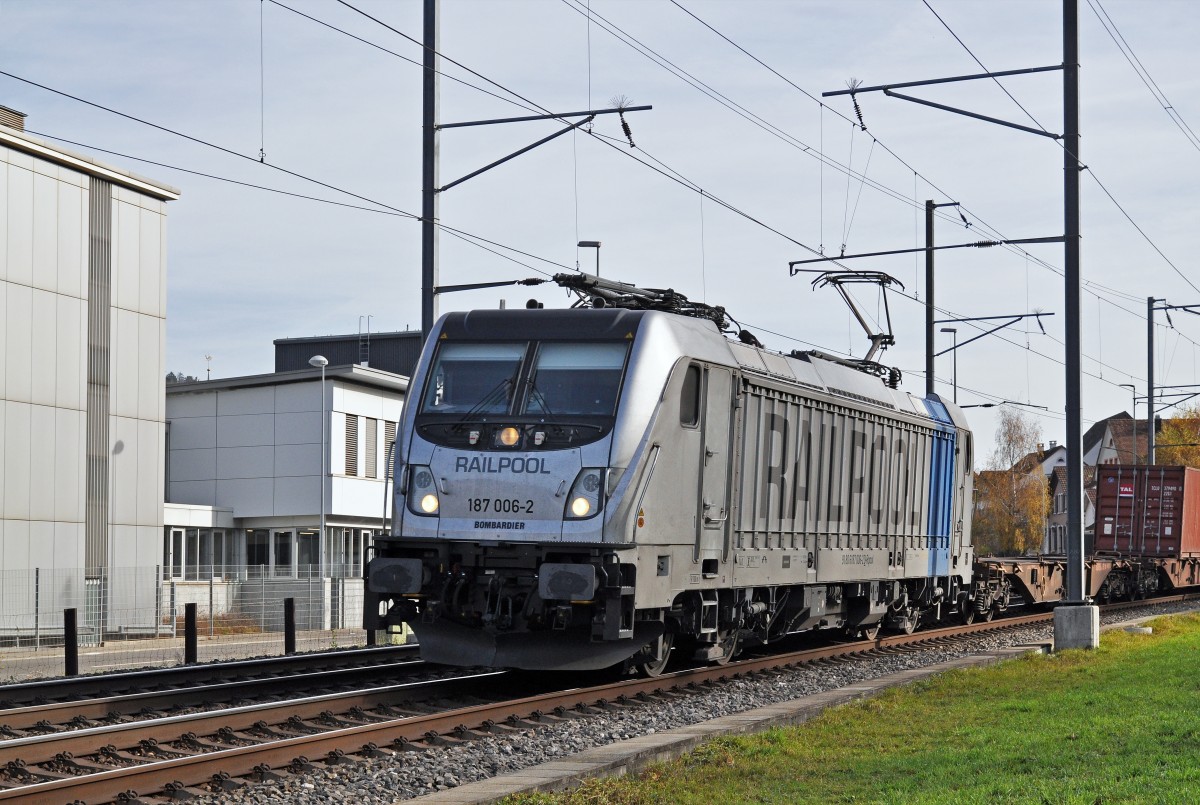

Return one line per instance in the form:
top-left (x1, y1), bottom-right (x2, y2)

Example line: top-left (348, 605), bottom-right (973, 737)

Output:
top-left (972, 465), bottom-right (1200, 611)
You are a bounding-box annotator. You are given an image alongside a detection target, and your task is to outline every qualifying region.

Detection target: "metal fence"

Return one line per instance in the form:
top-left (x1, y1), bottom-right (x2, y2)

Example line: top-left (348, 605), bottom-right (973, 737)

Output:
top-left (0, 565), bottom-right (376, 683)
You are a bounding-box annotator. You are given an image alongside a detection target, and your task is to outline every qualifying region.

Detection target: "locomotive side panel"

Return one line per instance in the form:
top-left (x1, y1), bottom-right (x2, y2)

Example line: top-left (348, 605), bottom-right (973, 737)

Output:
top-left (730, 380), bottom-right (964, 588)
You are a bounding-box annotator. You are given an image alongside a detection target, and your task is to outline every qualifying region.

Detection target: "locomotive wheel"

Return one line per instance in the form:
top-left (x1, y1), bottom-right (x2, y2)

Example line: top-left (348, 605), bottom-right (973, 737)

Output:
top-left (635, 634), bottom-right (674, 678)
top-left (984, 605), bottom-right (996, 622)
top-left (960, 605), bottom-right (976, 626)
top-left (901, 612), bottom-right (918, 635)
top-left (860, 622), bottom-right (882, 641)
top-left (712, 629), bottom-right (741, 666)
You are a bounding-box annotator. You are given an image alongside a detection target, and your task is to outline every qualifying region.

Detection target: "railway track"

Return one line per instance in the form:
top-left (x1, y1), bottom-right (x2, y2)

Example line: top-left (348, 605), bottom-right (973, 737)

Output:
top-left (0, 644), bottom-right (419, 709)
top-left (0, 607), bottom-right (1084, 804)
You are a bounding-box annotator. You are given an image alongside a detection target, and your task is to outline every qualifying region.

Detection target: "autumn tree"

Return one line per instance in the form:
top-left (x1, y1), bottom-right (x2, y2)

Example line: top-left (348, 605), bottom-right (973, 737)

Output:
top-left (972, 407), bottom-right (1050, 556)
top-left (1155, 403), bottom-right (1200, 467)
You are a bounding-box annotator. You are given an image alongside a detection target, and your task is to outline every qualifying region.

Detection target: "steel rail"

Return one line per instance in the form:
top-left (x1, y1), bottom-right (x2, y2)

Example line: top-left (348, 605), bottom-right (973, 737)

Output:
top-left (0, 644), bottom-right (418, 705)
top-left (0, 656), bottom-right (427, 731)
top-left (0, 671), bottom-right (510, 767)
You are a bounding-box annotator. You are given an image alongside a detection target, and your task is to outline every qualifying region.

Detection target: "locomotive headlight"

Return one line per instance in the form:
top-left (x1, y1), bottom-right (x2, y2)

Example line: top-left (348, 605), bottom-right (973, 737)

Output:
top-left (565, 468), bottom-right (604, 520)
top-left (498, 426), bottom-right (521, 447)
top-left (407, 465), bottom-right (439, 517)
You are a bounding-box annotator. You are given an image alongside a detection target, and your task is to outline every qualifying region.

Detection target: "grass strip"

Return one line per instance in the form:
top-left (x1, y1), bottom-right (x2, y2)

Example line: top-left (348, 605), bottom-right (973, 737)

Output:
top-left (507, 613), bottom-right (1200, 804)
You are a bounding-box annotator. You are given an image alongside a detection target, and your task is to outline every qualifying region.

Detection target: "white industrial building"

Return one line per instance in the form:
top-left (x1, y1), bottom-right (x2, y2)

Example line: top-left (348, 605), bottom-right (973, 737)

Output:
top-left (164, 365), bottom-right (407, 628)
top-left (0, 107), bottom-right (178, 637)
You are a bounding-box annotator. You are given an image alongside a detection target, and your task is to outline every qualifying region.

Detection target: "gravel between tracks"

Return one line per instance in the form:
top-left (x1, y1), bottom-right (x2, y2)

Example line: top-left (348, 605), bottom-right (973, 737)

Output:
top-left (191, 601), bottom-right (1197, 804)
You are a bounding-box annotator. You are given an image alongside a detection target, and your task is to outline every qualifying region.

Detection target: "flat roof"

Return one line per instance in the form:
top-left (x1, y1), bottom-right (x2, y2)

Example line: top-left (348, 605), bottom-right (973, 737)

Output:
top-left (274, 330), bottom-right (422, 345)
top-left (0, 123), bottom-right (180, 201)
top-left (166, 363), bottom-right (409, 395)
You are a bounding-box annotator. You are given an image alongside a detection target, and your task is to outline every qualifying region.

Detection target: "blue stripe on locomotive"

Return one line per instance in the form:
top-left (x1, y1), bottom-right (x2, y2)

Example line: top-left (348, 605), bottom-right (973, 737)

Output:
top-left (922, 399), bottom-right (957, 577)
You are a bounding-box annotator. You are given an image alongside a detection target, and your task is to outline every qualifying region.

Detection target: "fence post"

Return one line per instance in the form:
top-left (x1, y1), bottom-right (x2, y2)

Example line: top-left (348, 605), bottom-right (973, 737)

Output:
top-left (34, 568), bottom-right (41, 651)
top-left (155, 565), bottom-right (162, 638)
top-left (209, 570), bottom-right (215, 637)
top-left (284, 597), bottom-right (296, 654)
top-left (64, 607), bottom-right (79, 676)
top-left (184, 602), bottom-right (198, 664)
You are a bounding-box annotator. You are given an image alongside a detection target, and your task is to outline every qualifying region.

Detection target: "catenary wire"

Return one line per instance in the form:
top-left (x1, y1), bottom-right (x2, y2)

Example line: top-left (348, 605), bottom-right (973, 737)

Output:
top-left (13, 8), bottom-right (1178, 402)
top-left (921, 0), bottom-right (1200, 297)
top-left (657, 0), bottom-right (1184, 366)
top-left (1087, 0), bottom-right (1200, 154)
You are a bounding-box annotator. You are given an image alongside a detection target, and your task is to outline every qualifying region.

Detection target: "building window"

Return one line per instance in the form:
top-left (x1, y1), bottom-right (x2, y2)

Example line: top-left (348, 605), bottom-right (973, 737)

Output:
top-left (163, 528), bottom-right (234, 580)
top-left (345, 415), bottom-right (359, 476)
top-left (330, 527), bottom-right (374, 578)
top-left (273, 531), bottom-right (294, 577)
top-left (247, 529), bottom-right (270, 574)
top-left (297, 530), bottom-right (319, 576)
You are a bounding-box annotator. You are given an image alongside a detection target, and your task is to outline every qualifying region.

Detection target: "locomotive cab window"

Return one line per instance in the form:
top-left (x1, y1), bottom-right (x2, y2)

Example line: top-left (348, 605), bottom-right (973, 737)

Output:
top-left (680, 364), bottom-right (701, 427)
top-left (524, 342), bottom-right (628, 416)
top-left (421, 342), bottom-right (526, 414)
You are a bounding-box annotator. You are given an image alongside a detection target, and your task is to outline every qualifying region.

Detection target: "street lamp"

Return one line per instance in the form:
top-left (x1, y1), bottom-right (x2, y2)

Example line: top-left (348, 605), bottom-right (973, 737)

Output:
top-left (939, 327), bottom-right (958, 403)
top-left (1120, 383), bottom-right (1137, 465)
top-left (309, 355), bottom-right (329, 580)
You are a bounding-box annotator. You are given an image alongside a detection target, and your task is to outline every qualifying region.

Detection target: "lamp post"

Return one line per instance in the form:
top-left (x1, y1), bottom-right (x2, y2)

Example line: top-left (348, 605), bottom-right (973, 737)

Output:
top-left (309, 355), bottom-right (328, 580)
top-left (939, 327), bottom-right (958, 403)
top-left (1120, 383), bottom-right (1137, 464)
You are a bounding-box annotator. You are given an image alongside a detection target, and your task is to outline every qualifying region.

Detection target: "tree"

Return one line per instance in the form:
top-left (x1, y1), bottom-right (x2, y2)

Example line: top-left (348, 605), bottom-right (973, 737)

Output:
top-left (973, 407), bottom-right (1050, 556)
top-left (1155, 403), bottom-right (1200, 467)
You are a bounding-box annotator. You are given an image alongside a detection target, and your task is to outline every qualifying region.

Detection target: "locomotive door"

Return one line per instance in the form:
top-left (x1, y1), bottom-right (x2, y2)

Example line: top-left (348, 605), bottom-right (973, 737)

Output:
top-left (696, 365), bottom-right (734, 564)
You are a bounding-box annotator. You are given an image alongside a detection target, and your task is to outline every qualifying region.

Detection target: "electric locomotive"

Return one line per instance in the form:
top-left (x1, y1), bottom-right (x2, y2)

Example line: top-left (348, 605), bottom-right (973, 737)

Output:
top-left (365, 274), bottom-right (975, 673)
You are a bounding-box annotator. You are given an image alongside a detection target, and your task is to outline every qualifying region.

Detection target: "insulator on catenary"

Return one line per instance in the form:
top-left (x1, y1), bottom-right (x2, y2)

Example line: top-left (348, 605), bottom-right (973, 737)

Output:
top-left (619, 112), bottom-right (636, 148)
top-left (851, 93), bottom-right (867, 131)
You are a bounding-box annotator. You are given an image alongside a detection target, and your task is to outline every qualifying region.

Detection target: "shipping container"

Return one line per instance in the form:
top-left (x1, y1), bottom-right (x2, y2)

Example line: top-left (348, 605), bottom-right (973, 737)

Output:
top-left (1094, 465), bottom-right (1200, 557)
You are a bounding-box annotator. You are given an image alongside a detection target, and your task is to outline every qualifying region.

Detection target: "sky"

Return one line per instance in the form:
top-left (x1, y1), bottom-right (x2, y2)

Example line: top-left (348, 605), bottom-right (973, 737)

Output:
top-left (3, 0), bottom-right (1200, 458)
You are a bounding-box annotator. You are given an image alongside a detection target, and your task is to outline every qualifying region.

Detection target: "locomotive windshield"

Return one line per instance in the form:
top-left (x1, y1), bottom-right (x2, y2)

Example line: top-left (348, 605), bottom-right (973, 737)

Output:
top-left (421, 342), bottom-right (525, 414)
top-left (420, 340), bottom-right (629, 418)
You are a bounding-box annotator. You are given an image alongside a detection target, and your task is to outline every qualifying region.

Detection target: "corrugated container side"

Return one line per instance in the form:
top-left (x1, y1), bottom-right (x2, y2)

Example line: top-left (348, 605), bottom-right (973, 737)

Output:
top-left (1095, 465), bottom-right (1200, 557)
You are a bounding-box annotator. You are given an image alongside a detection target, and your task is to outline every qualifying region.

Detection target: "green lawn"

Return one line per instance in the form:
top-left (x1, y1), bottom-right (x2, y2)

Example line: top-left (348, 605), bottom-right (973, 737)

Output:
top-left (507, 613), bottom-right (1200, 804)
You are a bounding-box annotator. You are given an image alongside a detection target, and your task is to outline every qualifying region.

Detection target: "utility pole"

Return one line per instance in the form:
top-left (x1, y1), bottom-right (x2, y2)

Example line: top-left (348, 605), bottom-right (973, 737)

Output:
top-left (821, 0), bottom-right (1094, 647)
top-left (1145, 298), bottom-right (1200, 464)
top-left (418, 0), bottom-right (648, 340)
top-left (1062, 0), bottom-right (1085, 612)
top-left (925, 200), bottom-right (961, 398)
top-left (926, 200), bottom-right (935, 397)
top-left (421, 0), bottom-right (440, 339)
top-left (1148, 296), bottom-right (1156, 464)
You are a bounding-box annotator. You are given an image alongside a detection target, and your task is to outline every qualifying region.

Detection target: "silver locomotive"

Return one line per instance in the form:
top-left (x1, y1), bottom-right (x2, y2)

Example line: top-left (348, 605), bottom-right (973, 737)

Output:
top-left (366, 275), bottom-right (974, 673)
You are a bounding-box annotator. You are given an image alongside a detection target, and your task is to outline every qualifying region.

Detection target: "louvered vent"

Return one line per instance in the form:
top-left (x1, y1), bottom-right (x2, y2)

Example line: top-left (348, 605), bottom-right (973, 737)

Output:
top-left (0, 106), bottom-right (26, 130)
top-left (345, 415), bottom-right (359, 476)
top-left (365, 418), bottom-right (378, 479)
top-left (384, 421), bottom-right (397, 478)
